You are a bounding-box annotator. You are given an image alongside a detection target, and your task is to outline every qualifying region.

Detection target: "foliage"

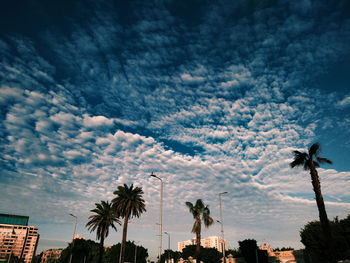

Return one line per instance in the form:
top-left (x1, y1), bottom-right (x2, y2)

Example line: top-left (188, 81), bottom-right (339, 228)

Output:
top-left (86, 201), bottom-right (121, 263)
top-left (301, 215), bottom-right (350, 262)
top-left (181, 245), bottom-right (198, 260)
top-left (59, 239), bottom-right (100, 263)
top-left (159, 249), bottom-right (181, 263)
top-left (238, 239), bottom-right (258, 263)
top-left (185, 199), bottom-right (214, 259)
top-left (181, 245), bottom-right (221, 263)
top-left (200, 248), bottom-right (222, 263)
top-left (103, 241), bottom-right (148, 263)
top-left (86, 201), bottom-right (120, 241)
top-left (112, 184), bottom-right (146, 263)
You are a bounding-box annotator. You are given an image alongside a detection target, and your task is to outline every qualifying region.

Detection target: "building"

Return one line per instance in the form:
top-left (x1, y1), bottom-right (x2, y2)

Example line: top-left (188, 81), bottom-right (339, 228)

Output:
top-left (177, 236), bottom-right (227, 253)
top-left (40, 249), bottom-right (62, 263)
top-left (259, 243), bottom-right (304, 263)
top-left (0, 214), bottom-right (39, 263)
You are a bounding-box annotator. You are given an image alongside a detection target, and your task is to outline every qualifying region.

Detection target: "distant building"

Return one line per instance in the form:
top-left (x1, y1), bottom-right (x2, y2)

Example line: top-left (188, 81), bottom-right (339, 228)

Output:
top-left (73, 234), bottom-right (85, 240)
top-left (40, 249), bottom-right (62, 263)
top-left (259, 243), bottom-right (303, 263)
top-left (177, 236), bottom-right (227, 253)
top-left (0, 214), bottom-right (39, 263)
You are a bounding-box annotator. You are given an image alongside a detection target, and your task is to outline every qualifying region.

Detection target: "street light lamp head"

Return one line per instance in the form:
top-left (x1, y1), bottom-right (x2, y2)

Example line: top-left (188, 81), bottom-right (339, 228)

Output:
top-left (219, 191), bottom-right (228, 195)
top-left (69, 213), bottom-right (77, 218)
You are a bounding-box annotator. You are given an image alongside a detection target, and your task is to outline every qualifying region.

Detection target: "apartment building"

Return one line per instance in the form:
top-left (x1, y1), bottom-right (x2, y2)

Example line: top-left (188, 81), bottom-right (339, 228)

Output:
top-left (0, 214), bottom-right (39, 263)
top-left (178, 236), bottom-right (227, 253)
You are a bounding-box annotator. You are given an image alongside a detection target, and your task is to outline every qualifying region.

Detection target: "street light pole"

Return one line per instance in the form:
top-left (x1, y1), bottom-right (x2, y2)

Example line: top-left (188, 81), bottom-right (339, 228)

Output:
top-left (164, 232), bottom-right (170, 263)
top-left (219, 192), bottom-right (228, 263)
top-left (134, 241), bottom-right (140, 263)
top-left (69, 213), bottom-right (77, 263)
top-left (150, 172), bottom-right (163, 262)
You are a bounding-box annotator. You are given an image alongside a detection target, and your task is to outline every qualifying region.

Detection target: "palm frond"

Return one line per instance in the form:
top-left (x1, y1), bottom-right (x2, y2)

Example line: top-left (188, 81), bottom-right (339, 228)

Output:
top-left (112, 184), bottom-right (146, 219)
top-left (203, 206), bottom-right (214, 227)
top-left (290, 151), bottom-right (308, 168)
top-left (195, 199), bottom-right (205, 209)
top-left (309, 143), bottom-right (320, 157)
top-left (86, 200), bottom-right (121, 241)
top-left (317, 157), bottom-right (332, 164)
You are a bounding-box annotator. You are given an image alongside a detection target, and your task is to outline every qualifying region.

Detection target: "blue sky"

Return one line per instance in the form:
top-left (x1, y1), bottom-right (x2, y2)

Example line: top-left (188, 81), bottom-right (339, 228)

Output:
top-left (1, 0), bottom-right (350, 259)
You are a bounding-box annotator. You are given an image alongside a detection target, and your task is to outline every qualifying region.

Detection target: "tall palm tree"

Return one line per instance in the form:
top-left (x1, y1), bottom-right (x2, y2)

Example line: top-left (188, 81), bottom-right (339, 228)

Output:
top-left (290, 142), bottom-right (335, 263)
top-left (185, 199), bottom-right (214, 261)
top-left (112, 184), bottom-right (146, 263)
top-left (86, 201), bottom-right (121, 263)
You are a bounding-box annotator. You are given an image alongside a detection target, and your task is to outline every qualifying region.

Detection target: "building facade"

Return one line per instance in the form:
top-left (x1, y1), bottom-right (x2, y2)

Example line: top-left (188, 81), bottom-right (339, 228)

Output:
top-left (40, 249), bottom-right (62, 263)
top-left (0, 214), bottom-right (39, 263)
top-left (177, 236), bottom-right (227, 253)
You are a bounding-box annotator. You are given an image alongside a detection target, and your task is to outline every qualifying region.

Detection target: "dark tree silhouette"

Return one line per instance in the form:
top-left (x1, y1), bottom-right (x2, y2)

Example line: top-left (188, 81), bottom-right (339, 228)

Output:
top-left (238, 239), bottom-right (258, 263)
top-left (112, 184), bottom-right (146, 263)
top-left (185, 199), bottom-right (214, 262)
top-left (86, 201), bottom-right (121, 263)
top-left (290, 142), bottom-right (335, 263)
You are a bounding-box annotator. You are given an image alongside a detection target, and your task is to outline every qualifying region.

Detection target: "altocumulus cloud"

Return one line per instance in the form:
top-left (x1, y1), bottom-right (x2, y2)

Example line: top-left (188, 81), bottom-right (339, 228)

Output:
top-left (1, 0), bottom-right (350, 257)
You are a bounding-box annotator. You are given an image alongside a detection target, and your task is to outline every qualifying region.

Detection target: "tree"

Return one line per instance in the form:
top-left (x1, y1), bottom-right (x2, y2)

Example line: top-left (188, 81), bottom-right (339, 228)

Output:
top-left (159, 250), bottom-right (181, 263)
top-left (86, 201), bottom-right (121, 263)
top-left (301, 215), bottom-right (350, 262)
top-left (290, 142), bottom-right (335, 263)
top-left (103, 241), bottom-right (148, 263)
top-left (181, 245), bottom-right (221, 263)
top-left (238, 239), bottom-right (258, 263)
top-left (112, 184), bottom-right (146, 263)
top-left (185, 199), bottom-right (214, 261)
top-left (59, 239), bottom-right (100, 263)
top-left (200, 248), bottom-right (222, 263)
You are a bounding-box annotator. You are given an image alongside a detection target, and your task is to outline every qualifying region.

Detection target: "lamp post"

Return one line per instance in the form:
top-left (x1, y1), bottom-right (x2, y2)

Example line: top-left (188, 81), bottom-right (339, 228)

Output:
top-left (219, 192), bottom-right (228, 263)
top-left (69, 213), bottom-right (77, 263)
top-left (134, 241), bottom-right (140, 263)
top-left (164, 232), bottom-right (170, 263)
top-left (150, 172), bottom-right (163, 262)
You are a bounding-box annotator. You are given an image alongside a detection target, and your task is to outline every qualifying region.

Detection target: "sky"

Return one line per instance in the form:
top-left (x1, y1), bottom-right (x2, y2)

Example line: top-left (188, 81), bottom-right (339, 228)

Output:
top-left (1, 0), bottom-right (350, 260)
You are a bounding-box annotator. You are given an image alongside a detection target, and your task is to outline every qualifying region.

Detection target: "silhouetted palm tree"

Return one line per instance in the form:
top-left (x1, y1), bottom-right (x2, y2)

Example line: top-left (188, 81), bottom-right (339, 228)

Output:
top-left (86, 201), bottom-right (121, 263)
top-left (112, 184), bottom-right (146, 263)
top-left (185, 199), bottom-right (214, 261)
top-left (290, 142), bottom-right (335, 263)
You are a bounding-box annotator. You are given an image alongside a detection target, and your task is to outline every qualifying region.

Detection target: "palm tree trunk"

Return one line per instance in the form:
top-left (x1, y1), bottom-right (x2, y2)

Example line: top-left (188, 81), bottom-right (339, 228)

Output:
top-left (99, 236), bottom-right (105, 263)
top-left (195, 217), bottom-right (201, 263)
top-left (309, 162), bottom-right (336, 263)
top-left (120, 214), bottom-right (129, 263)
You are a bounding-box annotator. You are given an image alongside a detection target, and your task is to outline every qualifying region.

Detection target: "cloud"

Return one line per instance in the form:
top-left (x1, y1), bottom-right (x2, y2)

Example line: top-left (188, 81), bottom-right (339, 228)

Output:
top-left (1, 0), bottom-right (350, 258)
top-left (336, 95), bottom-right (350, 108)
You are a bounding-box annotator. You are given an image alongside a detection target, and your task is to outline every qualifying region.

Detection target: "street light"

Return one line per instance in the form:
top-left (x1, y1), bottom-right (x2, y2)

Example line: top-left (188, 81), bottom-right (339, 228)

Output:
top-left (219, 192), bottom-right (228, 263)
top-left (134, 241), bottom-right (140, 263)
top-left (150, 172), bottom-right (164, 262)
top-left (164, 232), bottom-right (170, 263)
top-left (69, 213), bottom-right (77, 263)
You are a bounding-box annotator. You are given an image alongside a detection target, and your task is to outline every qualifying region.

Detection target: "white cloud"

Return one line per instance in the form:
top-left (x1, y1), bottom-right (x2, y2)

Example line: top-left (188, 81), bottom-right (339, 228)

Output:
top-left (82, 114), bottom-right (114, 127)
top-left (336, 95), bottom-right (350, 108)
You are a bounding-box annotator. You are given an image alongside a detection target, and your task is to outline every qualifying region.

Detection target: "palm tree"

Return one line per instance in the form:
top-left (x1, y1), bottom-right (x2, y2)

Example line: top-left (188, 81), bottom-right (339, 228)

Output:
top-left (112, 184), bottom-right (146, 263)
top-left (86, 201), bottom-right (121, 263)
top-left (185, 199), bottom-right (214, 261)
top-left (290, 142), bottom-right (335, 263)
